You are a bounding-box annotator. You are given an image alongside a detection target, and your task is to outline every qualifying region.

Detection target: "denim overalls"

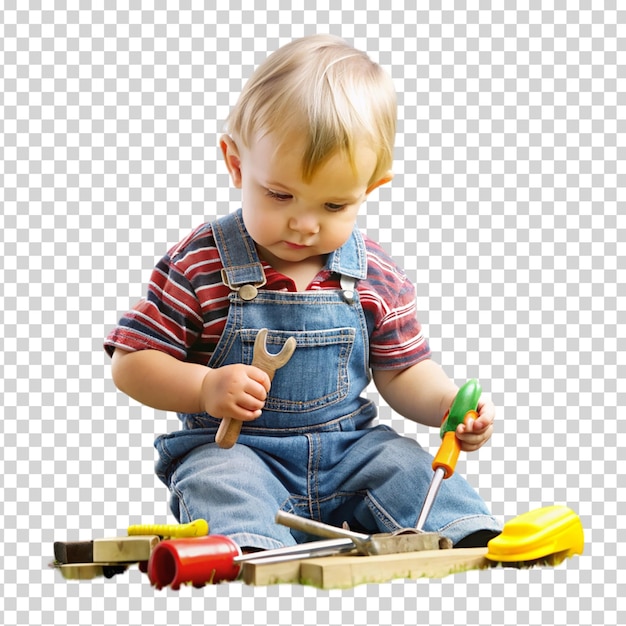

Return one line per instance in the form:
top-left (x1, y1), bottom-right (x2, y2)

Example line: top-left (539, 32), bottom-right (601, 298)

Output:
top-left (154, 210), bottom-right (500, 549)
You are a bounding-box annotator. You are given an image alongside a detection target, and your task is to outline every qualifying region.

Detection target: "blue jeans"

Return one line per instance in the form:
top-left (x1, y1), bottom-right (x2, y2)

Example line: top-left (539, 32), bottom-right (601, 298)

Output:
top-left (160, 424), bottom-right (500, 549)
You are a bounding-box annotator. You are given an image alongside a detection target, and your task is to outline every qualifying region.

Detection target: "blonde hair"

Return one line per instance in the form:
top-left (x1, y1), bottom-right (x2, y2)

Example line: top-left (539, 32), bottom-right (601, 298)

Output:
top-left (225, 34), bottom-right (397, 185)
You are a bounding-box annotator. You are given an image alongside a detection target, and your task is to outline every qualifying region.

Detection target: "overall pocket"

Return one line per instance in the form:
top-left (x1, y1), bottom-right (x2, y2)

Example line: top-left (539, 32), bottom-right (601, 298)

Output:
top-left (240, 327), bottom-right (355, 413)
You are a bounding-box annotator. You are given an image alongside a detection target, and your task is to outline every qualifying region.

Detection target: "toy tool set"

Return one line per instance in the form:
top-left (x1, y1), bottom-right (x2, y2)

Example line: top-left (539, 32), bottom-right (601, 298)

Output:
top-left (52, 504), bottom-right (584, 588)
top-left (52, 380), bottom-right (584, 588)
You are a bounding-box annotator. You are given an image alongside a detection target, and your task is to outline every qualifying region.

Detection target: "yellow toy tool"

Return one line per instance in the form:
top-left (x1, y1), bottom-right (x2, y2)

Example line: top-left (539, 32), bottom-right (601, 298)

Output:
top-left (127, 519), bottom-right (209, 538)
top-left (486, 505), bottom-right (584, 566)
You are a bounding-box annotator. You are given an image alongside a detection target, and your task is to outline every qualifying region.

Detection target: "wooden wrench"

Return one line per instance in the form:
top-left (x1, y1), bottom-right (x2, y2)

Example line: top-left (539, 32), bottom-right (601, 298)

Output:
top-left (215, 329), bottom-right (296, 449)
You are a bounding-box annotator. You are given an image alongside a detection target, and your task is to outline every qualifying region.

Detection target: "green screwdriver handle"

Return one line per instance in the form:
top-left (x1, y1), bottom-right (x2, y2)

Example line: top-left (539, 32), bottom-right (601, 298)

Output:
top-left (431, 379), bottom-right (483, 479)
top-left (440, 379), bottom-right (482, 438)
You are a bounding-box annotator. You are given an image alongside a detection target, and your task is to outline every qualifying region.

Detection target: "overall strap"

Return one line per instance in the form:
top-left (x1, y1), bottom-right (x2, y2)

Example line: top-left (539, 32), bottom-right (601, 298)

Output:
top-left (212, 209), bottom-right (266, 297)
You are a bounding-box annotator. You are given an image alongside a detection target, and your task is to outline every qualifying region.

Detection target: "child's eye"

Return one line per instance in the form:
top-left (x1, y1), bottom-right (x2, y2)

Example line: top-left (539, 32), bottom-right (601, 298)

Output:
top-left (325, 203), bottom-right (347, 212)
top-left (266, 189), bottom-right (292, 202)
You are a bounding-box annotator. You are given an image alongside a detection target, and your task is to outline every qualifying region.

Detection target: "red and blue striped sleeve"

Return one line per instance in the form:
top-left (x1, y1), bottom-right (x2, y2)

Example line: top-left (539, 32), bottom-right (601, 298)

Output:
top-left (361, 236), bottom-right (431, 370)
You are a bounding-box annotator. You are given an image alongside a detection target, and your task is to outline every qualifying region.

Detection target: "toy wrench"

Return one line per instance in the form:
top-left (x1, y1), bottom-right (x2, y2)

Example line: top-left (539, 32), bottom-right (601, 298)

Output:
top-left (216, 329), bottom-right (296, 449)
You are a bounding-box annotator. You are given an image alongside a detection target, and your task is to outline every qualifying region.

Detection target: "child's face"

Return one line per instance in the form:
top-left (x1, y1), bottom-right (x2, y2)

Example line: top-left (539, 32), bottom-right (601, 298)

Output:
top-left (221, 132), bottom-right (387, 272)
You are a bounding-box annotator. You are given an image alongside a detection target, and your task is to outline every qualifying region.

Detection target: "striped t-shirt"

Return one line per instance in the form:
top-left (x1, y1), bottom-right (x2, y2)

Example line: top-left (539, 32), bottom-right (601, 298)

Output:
top-left (104, 221), bottom-right (431, 371)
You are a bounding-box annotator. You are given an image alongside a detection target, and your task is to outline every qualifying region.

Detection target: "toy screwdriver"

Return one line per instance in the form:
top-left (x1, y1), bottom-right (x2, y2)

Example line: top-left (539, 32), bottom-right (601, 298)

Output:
top-left (415, 379), bottom-right (482, 531)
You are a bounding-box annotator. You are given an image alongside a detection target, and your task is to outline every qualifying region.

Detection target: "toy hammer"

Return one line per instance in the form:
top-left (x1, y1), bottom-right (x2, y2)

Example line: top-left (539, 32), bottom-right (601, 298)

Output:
top-left (215, 329), bottom-right (296, 448)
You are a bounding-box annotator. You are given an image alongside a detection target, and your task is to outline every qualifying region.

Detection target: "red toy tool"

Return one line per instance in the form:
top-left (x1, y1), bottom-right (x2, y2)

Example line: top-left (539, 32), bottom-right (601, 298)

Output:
top-left (147, 534), bottom-right (355, 589)
top-left (147, 535), bottom-right (242, 589)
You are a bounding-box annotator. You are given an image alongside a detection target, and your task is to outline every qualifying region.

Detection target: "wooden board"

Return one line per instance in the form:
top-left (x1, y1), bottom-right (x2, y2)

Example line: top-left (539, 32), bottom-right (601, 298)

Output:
top-left (243, 547), bottom-right (491, 588)
top-left (242, 558), bottom-right (306, 586)
top-left (92, 535), bottom-right (160, 563)
top-left (300, 547), bottom-right (491, 589)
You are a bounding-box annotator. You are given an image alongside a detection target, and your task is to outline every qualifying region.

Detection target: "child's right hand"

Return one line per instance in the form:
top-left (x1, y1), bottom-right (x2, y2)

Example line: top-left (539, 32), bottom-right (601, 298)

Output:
top-left (200, 364), bottom-right (272, 422)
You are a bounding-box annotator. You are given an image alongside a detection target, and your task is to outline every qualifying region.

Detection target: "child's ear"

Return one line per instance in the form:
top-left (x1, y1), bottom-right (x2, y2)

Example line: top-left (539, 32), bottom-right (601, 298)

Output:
top-left (220, 135), bottom-right (243, 188)
top-left (366, 171), bottom-right (393, 195)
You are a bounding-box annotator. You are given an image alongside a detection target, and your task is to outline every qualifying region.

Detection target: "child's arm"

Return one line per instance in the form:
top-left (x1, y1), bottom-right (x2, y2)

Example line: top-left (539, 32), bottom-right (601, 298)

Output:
top-left (372, 359), bottom-right (495, 451)
top-left (111, 348), bottom-right (271, 420)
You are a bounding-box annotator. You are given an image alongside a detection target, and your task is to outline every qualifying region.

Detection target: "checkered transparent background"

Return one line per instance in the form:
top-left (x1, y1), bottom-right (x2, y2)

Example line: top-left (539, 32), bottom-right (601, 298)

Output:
top-left (1, 2), bottom-right (623, 625)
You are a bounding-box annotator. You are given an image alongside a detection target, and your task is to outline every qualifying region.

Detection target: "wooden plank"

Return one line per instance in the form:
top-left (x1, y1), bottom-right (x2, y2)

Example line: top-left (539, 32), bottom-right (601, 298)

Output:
top-left (241, 558), bottom-right (305, 586)
top-left (243, 547), bottom-right (491, 588)
top-left (92, 535), bottom-right (160, 563)
top-left (300, 547), bottom-right (491, 589)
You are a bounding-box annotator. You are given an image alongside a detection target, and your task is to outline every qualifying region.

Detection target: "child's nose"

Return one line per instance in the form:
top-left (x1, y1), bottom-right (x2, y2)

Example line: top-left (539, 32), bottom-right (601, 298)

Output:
top-left (288, 212), bottom-right (320, 234)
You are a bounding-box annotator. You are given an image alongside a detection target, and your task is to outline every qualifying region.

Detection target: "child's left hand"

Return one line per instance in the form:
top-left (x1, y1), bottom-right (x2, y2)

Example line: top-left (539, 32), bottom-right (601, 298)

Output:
top-left (455, 398), bottom-right (495, 452)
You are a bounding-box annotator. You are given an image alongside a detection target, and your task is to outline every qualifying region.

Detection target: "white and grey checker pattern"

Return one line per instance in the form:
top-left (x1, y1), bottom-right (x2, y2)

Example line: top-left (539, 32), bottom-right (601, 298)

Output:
top-left (1, 3), bottom-right (623, 625)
